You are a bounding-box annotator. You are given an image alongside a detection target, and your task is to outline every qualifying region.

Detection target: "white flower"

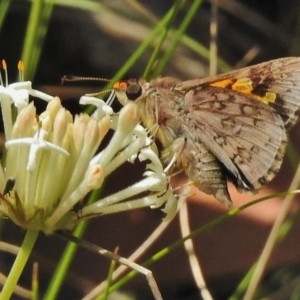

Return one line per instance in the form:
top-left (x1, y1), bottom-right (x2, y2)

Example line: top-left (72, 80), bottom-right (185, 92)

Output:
top-left (0, 62), bottom-right (177, 234)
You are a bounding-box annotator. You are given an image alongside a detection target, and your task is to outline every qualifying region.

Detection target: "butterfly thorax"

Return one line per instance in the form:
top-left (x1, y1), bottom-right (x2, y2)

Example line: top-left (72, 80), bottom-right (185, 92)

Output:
top-left (139, 77), bottom-right (187, 150)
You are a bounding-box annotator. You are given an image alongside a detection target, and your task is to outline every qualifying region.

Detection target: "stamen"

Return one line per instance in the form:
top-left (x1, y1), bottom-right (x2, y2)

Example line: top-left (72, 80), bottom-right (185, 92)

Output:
top-left (79, 96), bottom-right (113, 119)
top-left (164, 153), bottom-right (178, 173)
top-left (18, 61), bottom-right (24, 82)
top-left (0, 60), bottom-right (4, 86)
top-left (2, 59), bottom-right (8, 87)
top-left (106, 90), bottom-right (116, 106)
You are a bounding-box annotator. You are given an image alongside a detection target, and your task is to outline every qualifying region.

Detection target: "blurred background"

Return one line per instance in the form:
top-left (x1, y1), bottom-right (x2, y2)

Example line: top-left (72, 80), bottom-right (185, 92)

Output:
top-left (1, 1), bottom-right (300, 299)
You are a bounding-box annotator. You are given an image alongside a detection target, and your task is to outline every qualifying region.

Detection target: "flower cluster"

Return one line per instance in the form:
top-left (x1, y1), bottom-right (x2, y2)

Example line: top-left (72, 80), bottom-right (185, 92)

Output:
top-left (0, 61), bottom-right (177, 234)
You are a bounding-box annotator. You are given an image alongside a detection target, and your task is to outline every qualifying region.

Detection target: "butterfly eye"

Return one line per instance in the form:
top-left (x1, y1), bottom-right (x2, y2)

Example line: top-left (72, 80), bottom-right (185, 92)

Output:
top-left (126, 83), bottom-right (142, 100)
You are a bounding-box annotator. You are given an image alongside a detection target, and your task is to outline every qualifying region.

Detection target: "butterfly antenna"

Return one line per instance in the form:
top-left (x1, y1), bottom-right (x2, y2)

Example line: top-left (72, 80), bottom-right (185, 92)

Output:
top-left (61, 75), bottom-right (112, 85)
top-left (62, 75), bottom-right (117, 104)
top-left (84, 88), bottom-right (114, 98)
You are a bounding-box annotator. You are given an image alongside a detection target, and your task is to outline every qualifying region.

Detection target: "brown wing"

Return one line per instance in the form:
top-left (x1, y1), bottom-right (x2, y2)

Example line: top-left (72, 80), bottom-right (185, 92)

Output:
top-left (181, 85), bottom-right (287, 192)
top-left (171, 57), bottom-right (300, 194)
top-left (176, 57), bottom-right (300, 129)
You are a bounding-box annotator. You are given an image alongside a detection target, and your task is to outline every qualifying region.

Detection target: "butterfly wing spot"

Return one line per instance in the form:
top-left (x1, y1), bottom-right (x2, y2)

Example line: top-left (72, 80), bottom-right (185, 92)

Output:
top-left (237, 147), bottom-right (252, 161)
top-left (231, 78), bottom-right (253, 93)
top-left (210, 99), bottom-right (224, 108)
top-left (214, 136), bottom-right (226, 146)
top-left (241, 105), bottom-right (256, 115)
top-left (251, 145), bottom-right (260, 154)
top-left (260, 92), bottom-right (276, 104)
top-left (220, 117), bottom-right (236, 131)
top-left (209, 78), bottom-right (234, 89)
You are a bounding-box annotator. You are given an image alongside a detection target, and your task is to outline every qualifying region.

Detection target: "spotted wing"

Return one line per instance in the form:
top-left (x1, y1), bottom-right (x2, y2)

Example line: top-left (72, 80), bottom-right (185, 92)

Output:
top-left (177, 57), bottom-right (300, 130)
top-left (172, 57), bottom-right (300, 193)
top-left (181, 85), bottom-right (287, 192)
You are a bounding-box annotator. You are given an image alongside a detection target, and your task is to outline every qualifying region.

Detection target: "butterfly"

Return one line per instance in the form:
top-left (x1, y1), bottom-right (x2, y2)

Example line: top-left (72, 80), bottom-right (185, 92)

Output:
top-left (113, 57), bottom-right (300, 206)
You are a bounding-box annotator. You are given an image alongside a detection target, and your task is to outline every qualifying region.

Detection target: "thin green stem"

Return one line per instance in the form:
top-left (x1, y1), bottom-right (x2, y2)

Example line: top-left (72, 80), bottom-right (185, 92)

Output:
top-left (0, 229), bottom-right (39, 300)
top-left (31, 262), bottom-right (39, 300)
top-left (153, 0), bottom-right (204, 77)
top-left (0, 0), bottom-right (11, 31)
top-left (21, 0), bottom-right (43, 79)
top-left (27, 0), bottom-right (56, 81)
top-left (43, 219), bottom-right (88, 300)
top-left (44, 187), bottom-right (103, 299)
top-left (101, 248), bottom-right (118, 300)
top-left (22, 0), bottom-right (55, 80)
top-left (143, 0), bottom-right (185, 79)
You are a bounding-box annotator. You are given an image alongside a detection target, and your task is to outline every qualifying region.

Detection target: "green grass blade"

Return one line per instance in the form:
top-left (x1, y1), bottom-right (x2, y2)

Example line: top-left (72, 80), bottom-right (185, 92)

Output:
top-left (21, 0), bottom-right (55, 80)
top-left (0, 0), bottom-right (11, 31)
top-left (100, 247), bottom-right (118, 300)
top-left (43, 219), bottom-right (88, 300)
top-left (153, 0), bottom-right (204, 77)
top-left (0, 230), bottom-right (39, 300)
top-left (44, 186), bottom-right (103, 299)
top-left (143, 0), bottom-right (186, 79)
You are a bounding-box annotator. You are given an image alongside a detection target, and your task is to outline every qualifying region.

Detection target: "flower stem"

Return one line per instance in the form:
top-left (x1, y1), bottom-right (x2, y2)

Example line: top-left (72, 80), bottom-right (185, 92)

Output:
top-left (0, 229), bottom-right (39, 300)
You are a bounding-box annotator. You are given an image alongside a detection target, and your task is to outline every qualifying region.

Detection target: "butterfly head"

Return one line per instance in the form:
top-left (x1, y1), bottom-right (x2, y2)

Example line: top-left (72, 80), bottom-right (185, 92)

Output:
top-left (113, 79), bottom-right (149, 106)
